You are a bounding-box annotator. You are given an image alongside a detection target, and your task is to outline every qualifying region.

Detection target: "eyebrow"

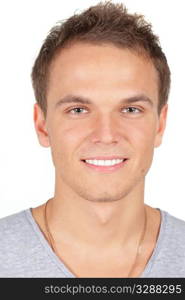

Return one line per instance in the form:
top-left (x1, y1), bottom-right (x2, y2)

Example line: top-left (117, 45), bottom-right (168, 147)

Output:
top-left (55, 94), bottom-right (154, 108)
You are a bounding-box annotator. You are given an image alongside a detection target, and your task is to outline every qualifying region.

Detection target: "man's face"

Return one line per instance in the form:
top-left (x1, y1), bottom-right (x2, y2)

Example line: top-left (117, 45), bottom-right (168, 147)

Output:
top-left (34, 43), bottom-right (168, 203)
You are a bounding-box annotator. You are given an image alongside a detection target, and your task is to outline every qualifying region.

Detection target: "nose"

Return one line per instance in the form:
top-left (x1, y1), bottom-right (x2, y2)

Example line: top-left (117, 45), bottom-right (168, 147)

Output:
top-left (91, 114), bottom-right (121, 145)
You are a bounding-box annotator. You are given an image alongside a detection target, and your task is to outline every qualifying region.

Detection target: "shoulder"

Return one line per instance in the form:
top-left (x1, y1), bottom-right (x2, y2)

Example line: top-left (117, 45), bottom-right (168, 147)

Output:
top-left (0, 209), bottom-right (42, 277)
top-left (142, 209), bottom-right (185, 277)
top-left (161, 211), bottom-right (185, 255)
top-left (0, 209), bottom-right (30, 234)
top-left (163, 210), bottom-right (185, 238)
top-left (0, 209), bottom-right (33, 253)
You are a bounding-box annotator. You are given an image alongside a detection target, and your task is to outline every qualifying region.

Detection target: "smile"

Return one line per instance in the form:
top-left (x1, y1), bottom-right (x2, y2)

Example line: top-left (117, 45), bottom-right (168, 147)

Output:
top-left (81, 158), bottom-right (128, 173)
top-left (85, 158), bottom-right (124, 166)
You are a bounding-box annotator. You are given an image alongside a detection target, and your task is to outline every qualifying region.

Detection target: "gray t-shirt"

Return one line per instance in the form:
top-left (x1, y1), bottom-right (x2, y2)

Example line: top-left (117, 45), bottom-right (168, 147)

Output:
top-left (0, 207), bottom-right (185, 277)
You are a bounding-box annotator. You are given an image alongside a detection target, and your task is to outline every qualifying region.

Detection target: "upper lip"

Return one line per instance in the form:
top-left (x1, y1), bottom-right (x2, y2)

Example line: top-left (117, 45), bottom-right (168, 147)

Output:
top-left (81, 156), bottom-right (128, 160)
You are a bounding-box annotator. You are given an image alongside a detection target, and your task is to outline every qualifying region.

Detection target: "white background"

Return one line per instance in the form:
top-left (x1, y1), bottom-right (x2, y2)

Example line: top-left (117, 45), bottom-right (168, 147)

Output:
top-left (0, 0), bottom-right (184, 219)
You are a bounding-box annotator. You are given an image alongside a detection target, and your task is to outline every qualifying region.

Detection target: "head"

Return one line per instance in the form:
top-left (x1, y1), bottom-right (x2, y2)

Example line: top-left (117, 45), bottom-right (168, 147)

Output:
top-left (32, 1), bottom-right (170, 203)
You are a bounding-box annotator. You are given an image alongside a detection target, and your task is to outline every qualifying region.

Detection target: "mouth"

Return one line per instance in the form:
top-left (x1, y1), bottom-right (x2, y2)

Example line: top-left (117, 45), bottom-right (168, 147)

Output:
top-left (80, 157), bottom-right (128, 173)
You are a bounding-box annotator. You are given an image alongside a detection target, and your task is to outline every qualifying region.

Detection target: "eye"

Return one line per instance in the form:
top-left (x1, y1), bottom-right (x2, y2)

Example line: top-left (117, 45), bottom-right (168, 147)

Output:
top-left (122, 107), bottom-right (142, 114)
top-left (67, 107), bottom-right (88, 114)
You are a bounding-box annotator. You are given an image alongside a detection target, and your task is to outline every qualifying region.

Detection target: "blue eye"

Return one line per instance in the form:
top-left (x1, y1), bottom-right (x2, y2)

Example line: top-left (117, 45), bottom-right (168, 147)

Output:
top-left (68, 107), bottom-right (88, 114)
top-left (122, 107), bottom-right (141, 113)
top-left (66, 106), bottom-right (142, 115)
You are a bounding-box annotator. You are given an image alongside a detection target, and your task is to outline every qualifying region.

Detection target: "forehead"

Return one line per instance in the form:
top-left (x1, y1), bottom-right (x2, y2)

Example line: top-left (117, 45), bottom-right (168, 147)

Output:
top-left (48, 42), bottom-right (159, 105)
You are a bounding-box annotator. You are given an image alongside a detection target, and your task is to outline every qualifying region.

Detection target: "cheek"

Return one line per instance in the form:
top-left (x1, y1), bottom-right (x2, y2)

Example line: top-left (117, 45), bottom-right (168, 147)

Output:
top-left (127, 125), bottom-right (156, 178)
top-left (60, 123), bottom-right (87, 152)
top-left (49, 121), bottom-right (86, 161)
top-left (128, 120), bottom-right (156, 164)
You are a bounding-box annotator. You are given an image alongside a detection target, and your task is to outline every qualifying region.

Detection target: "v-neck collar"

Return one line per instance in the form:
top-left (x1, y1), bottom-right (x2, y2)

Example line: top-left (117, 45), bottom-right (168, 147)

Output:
top-left (25, 207), bottom-right (166, 278)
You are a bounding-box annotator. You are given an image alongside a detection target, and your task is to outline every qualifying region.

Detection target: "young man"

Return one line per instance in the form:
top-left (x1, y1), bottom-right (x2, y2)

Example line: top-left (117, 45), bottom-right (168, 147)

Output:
top-left (0, 1), bottom-right (185, 278)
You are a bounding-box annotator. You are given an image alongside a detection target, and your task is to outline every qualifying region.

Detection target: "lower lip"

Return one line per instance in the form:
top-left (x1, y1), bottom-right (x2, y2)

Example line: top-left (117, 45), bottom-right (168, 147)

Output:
top-left (81, 159), bottom-right (128, 173)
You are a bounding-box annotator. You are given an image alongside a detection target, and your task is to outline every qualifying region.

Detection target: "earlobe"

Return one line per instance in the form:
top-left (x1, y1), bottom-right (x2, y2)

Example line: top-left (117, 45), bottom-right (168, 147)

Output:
top-left (33, 103), bottom-right (50, 147)
top-left (154, 104), bottom-right (168, 148)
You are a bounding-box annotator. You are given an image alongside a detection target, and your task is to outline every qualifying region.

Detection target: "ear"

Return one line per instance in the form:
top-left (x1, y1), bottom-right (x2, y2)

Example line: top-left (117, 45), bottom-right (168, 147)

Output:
top-left (154, 104), bottom-right (168, 148)
top-left (33, 103), bottom-right (50, 147)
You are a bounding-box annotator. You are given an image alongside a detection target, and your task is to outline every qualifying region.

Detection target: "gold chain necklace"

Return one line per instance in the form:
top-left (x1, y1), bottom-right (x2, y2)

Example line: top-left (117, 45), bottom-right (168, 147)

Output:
top-left (44, 198), bottom-right (147, 277)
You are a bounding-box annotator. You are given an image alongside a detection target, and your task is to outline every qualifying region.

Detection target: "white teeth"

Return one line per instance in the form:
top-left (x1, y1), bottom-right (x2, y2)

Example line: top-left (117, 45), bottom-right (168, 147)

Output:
top-left (85, 159), bottom-right (124, 166)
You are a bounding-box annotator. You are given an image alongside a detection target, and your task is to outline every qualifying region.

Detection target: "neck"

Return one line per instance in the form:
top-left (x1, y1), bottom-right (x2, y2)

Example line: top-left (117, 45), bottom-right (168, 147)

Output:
top-left (46, 178), bottom-right (146, 249)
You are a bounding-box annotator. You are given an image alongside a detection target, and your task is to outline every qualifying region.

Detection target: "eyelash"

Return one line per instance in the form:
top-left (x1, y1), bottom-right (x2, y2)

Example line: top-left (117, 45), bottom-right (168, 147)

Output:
top-left (66, 106), bottom-right (142, 115)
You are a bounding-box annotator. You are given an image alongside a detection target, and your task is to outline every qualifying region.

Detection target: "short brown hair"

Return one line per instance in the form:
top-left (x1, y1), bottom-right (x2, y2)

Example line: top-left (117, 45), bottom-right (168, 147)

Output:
top-left (31, 1), bottom-right (171, 118)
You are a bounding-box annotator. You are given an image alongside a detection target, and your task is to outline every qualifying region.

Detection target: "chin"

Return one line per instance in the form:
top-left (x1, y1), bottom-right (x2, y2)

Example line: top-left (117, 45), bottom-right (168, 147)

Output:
top-left (78, 188), bottom-right (130, 203)
top-left (86, 197), bottom-right (122, 203)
